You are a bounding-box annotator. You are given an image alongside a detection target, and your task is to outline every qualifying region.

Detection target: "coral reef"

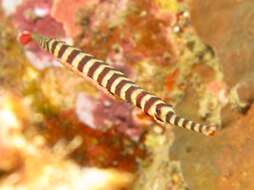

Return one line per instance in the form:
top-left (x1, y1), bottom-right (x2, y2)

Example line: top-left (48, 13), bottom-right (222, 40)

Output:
top-left (171, 104), bottom-right (254, 190)
top-left (0, 0), bottom-right (254, 189)
top-left (189, 0), bottom-right (254, 109)
top-left (13, 0), bottom-right (65, 69)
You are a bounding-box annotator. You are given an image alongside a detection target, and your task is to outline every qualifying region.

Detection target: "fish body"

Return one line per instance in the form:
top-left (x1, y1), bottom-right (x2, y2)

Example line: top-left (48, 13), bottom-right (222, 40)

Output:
top-left (19, 31), bottom-right (216, 136)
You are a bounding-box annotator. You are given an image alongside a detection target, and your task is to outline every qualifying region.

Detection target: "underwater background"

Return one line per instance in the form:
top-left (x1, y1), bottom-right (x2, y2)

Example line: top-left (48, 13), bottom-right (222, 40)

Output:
top-left (0, 0), bottom-right (254, 189)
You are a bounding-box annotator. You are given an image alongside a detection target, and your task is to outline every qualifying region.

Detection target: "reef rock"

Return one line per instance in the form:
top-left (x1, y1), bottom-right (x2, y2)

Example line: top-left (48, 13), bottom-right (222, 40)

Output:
top-left (189, 0), bottom-right (254, 107)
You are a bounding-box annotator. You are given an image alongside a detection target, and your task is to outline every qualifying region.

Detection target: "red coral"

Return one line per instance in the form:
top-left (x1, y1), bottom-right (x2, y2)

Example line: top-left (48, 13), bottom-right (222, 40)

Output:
top-left (51, 0), bottom-right (176, 65)
top-left (42, 109), bottom-right (146, 172)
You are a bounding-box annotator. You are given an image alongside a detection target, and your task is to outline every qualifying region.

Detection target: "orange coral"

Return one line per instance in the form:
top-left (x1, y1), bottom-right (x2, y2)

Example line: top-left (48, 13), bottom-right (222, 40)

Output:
top-left (165, 69), bottom-right (179, 92)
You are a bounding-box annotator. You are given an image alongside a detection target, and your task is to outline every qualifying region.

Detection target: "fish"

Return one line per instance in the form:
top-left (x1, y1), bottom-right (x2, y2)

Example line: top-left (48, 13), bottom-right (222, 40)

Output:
top-left (18, 31), bottom-right (217, 136)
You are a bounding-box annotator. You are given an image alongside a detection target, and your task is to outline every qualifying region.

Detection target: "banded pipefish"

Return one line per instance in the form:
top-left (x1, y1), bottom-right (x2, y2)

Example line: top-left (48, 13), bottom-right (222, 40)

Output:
top-left (19, 31), bottom-right (217, 136)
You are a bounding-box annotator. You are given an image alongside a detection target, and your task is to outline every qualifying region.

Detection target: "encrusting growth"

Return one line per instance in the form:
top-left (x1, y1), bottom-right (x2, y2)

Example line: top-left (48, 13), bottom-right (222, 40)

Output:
top-left (18, 31), bottom-right (217, 136)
